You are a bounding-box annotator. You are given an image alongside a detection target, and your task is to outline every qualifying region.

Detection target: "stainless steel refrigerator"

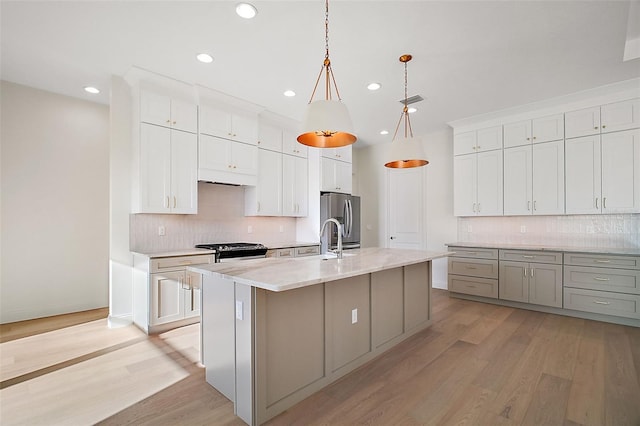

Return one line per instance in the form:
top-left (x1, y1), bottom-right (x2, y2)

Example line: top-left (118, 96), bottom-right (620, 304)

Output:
top-left (320, 192), bottom-right (361, 253)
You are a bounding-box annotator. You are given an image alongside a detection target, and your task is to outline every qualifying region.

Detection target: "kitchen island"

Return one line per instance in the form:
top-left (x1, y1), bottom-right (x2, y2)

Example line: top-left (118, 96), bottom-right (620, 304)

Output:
top-left (189, 247), bottom-right (449, 425)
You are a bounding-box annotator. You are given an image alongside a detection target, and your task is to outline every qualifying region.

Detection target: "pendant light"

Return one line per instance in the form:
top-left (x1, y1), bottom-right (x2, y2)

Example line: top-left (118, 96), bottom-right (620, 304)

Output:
top-left (384, 54), bottom-right (428, 168)
top-left (297, 0), bottom-right (356, 148)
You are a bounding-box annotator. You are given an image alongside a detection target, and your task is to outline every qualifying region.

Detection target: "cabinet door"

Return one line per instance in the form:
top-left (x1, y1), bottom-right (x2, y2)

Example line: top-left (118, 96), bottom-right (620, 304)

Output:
top-left (476, 150), bottom-right (503, 216)
top-left (453, 153), bottom-right (477, 216)
top-left (453, 131), bottom-right (477, 156)
top-left (140, 123), bottom-right (171, 213)
top-left (151, 271), bottom-right (185, 325)
top-left (532, 114), bottom-right (564, 143)
top-left (184, 271), bottom-right (201, 318)
top-left (503, 120), bottom-right (532, 149)
top-left (335, 160), bottom-right (352, 194)
top-left (334, 146), bottom-right (353, 162)
top-left (231, 112), bottom-right (258, 145)
top-left (294, 157), bottom-right (308, 216)
top-left (601, 98), bottom-right (640, 134)
top-left (503, 146), bottom-right (532, 215)
top-left (255, 149), bottom-right (282, 216)
top-left (565, 135), bottom-right (602, 214)
top-left (170, 98), bottom-right (198, 133)
top-left (601, 129), bottom-right (640, 213)
top-left (257, 122), bottom-right (282, 152)
top-left (231, 141), bottom-right (259, 176)
top-left (170, 130), bottom-right (198, 214)
top-left (532, 140), bottom-right (564, 215)
top-left (140, 91), bottom-right (171, 127)
top-left (476, 126), bottom-right (503, 152)
top-left (528, 263), bottom-right (562, 308)
top-left (198, 134), bottom-right (231, 172)
top-left (283, 155), bottom-right (308, 217)
top-left (199, 105), bottom-right (232, 138)
top-left (283, 130), bottom-right (307, 158)
top-left (320, 157), bottom-right (336, 192)
top-left (499, 261), bottom-right (529, 303)
top-left (565, 106), bottom-right (601, 139)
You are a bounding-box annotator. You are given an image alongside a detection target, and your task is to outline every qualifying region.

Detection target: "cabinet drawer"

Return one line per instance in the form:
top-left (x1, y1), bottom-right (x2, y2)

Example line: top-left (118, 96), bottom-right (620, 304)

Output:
top-left (564, 287), bottom-right (640, 320)
top-left (295, 245), bottom-right (320, 257)
top-left (449, 275), bottom-right (498, 299)
top-left (564, 253), bottom-right (640, 270)
top-left (448, 247), bottom-right (498, 260)
top-left (151, 254), bottom-right (214, 273)
top-left (499, 250), bottom-right (562, 265)
top-left (448, 257), bottom-right (498, 279)
top-left (563, 265), bottom-right (640, 295)
top-left (277, 248), bottom-right (296, 258)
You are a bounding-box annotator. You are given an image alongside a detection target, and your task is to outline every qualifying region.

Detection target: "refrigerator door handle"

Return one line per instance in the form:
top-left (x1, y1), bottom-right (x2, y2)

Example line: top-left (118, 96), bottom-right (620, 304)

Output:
top-left (347, 199), bottom-right (353, 237)
top-left (342, 200), bottom-right (348, 238)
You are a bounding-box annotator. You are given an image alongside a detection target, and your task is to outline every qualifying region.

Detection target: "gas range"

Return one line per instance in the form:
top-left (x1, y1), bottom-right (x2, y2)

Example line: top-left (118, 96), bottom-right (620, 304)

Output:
top-left (195, 242), bottom-right (268, 262)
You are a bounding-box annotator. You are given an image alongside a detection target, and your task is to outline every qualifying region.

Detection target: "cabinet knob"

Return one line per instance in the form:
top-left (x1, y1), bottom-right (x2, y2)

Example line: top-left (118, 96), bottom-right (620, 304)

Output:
top-left (257, 141), bottom-right (261, 144)
top-left (166, 119), bottom-right (171, 124)
top-left (172, 121), bottom-right (176, 125)
top-left (533, 136), bottom-right (536, 140)
top-left (390, 236), bottom-right (396, 240)
top-left (526, 137), bottom-right (530, 141)
top-left (228, 165), bottom-right (232, 168)
top-left (594, 126), bottom-right (598, 130)
top-left (233, 165), bottom-right (237, 169)
top-left (602, 125), bottom-right (606, 129)
top-left (476, 145), bottom-right (481, 150)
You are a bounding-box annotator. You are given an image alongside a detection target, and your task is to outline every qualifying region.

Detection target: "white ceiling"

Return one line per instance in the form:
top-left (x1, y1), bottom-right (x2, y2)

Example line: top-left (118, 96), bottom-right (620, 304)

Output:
top-left (2, 1), bottom-right (639, 146)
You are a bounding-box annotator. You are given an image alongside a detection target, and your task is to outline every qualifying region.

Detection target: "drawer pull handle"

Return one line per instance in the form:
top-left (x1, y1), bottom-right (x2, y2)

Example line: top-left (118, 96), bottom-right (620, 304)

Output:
top-left (594, 260), bottom-right (610, 263)
top-left (465, 252), bottom-right (478, 255)
top-left (466, 266), bottom-right (477, 269)
top-left (593, 300), bottom-right (610, 305)
top-left (466, 285), bottom-right (477, 288)
top-left (593, 277), bottom-right (610, 281)
top-left (522, 255), bottom-right (534, 259)
top-left (524, 267), bottom-right (528, 278)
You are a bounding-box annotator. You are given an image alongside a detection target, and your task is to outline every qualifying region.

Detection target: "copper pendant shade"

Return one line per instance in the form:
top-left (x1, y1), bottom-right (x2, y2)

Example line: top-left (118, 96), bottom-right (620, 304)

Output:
top-left (384, 54), bottom-right (428, 168)
top-left (297, 0), bottom-right (356, 148)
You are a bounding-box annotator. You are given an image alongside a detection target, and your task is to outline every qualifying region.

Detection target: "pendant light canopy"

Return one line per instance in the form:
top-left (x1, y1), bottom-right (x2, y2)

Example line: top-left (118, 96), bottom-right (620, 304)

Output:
top-left (297, 0), bottom-right (356, 148)
top-left (384, 54), bottom-right (428, 168)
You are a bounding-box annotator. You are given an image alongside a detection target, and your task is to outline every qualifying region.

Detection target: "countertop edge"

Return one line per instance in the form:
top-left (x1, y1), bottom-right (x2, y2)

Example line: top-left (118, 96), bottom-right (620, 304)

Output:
top-left (445, 242), bottom-right (640, 256)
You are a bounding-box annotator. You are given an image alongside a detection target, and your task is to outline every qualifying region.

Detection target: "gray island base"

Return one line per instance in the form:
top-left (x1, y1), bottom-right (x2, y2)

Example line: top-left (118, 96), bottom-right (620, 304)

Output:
top-left (189, 247), bottom-right (450, 425)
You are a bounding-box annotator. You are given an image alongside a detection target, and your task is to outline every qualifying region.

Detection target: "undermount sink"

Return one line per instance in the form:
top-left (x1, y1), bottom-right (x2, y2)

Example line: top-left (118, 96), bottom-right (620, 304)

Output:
top-left (294, 252), bottom-right (357, 261)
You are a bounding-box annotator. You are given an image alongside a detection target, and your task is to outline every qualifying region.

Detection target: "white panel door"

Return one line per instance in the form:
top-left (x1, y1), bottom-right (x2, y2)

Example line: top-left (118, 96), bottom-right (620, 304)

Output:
top-left (532, 140), bottom-right (564, 215)
top-left (257, 122), bottom-right (283, 152)
top-left (532, 114), bottom-right (564, 143)
top-left (320, 157), bottom-right (336, 192)
top-left (283, 154), bottom-right (308, 217)
top-left (504, 120), bottom-right (532, 149)
top-left (170, 130), bottom-right (198, 214)
top-left (565, 106), bottom-right (601, 139)
top-left (198, 134), bottom-right (230, 172)
top-left (199, 105), bottom-right (232, 138)
top-left (601, 98), bottom-right (640, 134)
top-left (140, 123), bottom-right (171, 213)
top-left (335, 160), bottom-right (352, 194)
top-left (170, 98), bottom-right (198, 133)
top-left (454, 131), bottom-right (477, 156)
top-left (565, 135), bottom-right (602, 214)
top-left (476, 150), bottom-right (503, 216)
top-left (476, 126), bottom-right (503, 152)
top-left (453, 153), bottom-right (477, 216)
top-left (283, 130), bottom-right (308, 158)
top-left (601, 129), bottom-right (640, 213)
top-left (255, 149), bottom-right (282, 216)
top-left (388, 168), bottom-right (424, 249)
top-left (151, 271), bottom-right (185, 325)
top-left (231, 112), bottom-right (258, 145)
top-left (140, 91), bottom-right (171, 128)
top-left (231, 141), bottom-right (259, 176)
top-left (503, 145), bottom-right (532, 215)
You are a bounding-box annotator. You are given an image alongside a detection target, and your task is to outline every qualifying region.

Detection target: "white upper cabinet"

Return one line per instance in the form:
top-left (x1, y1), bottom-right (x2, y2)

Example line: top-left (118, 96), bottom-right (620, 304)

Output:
top-left (503, 145), bottom-right (532, 214)
top-left (321, 157), bottom-right (352, 194)
top-left (531, 140), bottom-right (565, 215)
top-left (244, 149), bottom-right (282, 216)
top-left (199, 105), bottom-right (258, 145)
top-left (140, 91), bottom-right (198, 133)
top-left (320, 145), bottom-right (352, 162)
top-left (257, 122), bottom-right (283, 152)
top-left (601, 98), bottom-right (640, 134)
top-left (503, 114), bottom-right (564, 148)
top-left (198, 134), bottom-right (258, 186)
top-left (282, 130), bottom-right (308, 158)
top-left (282, 154), bottom-right (308, 217)
top-left (454, 150), bottom-right (503, 216)
top-left (454, 126), bottom-right (503, 156)
top-left (565, 129), bottom-right (640, 214)
top-left (566, 99), bottom-right (639, 139)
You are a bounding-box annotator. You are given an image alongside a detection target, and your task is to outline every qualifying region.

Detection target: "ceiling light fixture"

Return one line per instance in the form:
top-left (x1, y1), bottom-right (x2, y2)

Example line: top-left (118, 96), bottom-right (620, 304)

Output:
top-left (407, 107), bottom-right (417, 113)
top-left (196, 53), bottom-right (214, 63)
top-left (380, 130), bottom-right (389, 135)
top-left (297, 0), bottom-right (356, 148)
top-left (284, 90), bottom-right (296, 97)
top-left (367, 82), bottom-right (381, 91)
top-left (236, 3), bottom-right (257, 19)
top-left (84, 86), bottom-right (100, 94)
top-left (384, 54), bottom-right (428, 169)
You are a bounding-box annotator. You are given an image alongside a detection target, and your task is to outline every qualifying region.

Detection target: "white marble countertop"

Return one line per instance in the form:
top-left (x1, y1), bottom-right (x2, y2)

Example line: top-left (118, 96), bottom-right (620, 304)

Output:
top-left (131, 248), bottom-right (215, 258)
top-left (446, 242), bottom-right (640, 256)
top-left (188, 247), bottom-right (450, 292)
top-left (265, 241), bottom-right (320, 249)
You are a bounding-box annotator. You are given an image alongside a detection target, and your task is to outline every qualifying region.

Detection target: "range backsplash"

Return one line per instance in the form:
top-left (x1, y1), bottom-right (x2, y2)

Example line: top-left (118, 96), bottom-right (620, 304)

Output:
top-left (457, 214), bottom-right (640, 248)
top-left (130, 182), bottom-right (297, 253)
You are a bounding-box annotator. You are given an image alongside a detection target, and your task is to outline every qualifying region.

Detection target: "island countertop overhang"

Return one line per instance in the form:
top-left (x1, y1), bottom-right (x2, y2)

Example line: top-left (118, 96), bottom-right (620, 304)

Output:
top-left (188, 247), bottom-right (450, 292)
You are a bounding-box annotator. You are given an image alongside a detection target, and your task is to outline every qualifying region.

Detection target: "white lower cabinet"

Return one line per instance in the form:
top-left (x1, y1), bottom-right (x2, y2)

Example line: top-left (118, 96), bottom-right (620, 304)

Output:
top-left (454, 150), bottom-right (503, 216)
top-left (133, 253), bottom-right (213, 334)
top-left (566, 129), bottom-right (640, 214)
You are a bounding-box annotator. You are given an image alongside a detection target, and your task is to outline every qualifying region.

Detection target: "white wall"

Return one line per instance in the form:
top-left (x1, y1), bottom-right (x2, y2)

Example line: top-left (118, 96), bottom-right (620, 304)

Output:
top-left (1, 81), bottom-right (110, 323)
top-left (353, 129), bottom-right (458, 289)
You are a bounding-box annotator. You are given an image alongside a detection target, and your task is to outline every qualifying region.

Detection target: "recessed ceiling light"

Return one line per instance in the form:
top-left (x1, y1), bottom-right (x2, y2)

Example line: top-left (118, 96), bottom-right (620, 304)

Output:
top-left (196, 53), bottom-right (214, 63)
top-left (84, 86), bottom-right (100, 94)
top-left (284, 90), bottom-right (296, 97)
top-left (408, 107), bottom-right (417, 113)
top-left (367, 82), bottom-right (381, 91)
top-left (236, 3), bottom-right (257, 19)
top-left (380, 130), bottom-right (389, 135)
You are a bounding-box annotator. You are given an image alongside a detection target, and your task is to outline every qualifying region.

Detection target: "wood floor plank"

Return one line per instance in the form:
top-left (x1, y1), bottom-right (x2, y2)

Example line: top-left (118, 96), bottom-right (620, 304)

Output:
top-left (542, 315), bottom-right (583, 380)
top-left (521, 373), bottom-right (572, 426)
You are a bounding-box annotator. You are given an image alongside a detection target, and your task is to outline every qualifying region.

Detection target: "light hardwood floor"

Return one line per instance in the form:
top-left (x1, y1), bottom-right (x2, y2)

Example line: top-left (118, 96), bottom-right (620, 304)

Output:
top-left (1, 290), bottom-right (639, 425)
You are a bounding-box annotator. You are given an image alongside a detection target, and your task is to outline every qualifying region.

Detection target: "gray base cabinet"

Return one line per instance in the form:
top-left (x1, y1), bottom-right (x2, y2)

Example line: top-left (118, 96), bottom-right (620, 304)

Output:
top-left (499, 257), bottom-right (563, 308)
top-left (447, 247), bottom-right (498, 299)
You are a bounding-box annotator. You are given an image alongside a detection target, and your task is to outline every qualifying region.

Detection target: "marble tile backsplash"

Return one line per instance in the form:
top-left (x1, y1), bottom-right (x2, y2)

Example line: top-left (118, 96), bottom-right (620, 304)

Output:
top-left (130, 182), bottom-right (297, 253)
top-left (457, 214), bottom-right (640, 249)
